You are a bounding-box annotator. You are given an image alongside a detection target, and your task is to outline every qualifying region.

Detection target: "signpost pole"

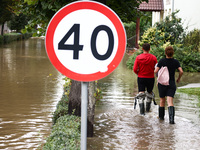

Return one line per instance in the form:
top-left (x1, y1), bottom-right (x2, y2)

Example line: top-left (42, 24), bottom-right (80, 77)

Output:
top-left (81, 82), bottom-right (88, 150)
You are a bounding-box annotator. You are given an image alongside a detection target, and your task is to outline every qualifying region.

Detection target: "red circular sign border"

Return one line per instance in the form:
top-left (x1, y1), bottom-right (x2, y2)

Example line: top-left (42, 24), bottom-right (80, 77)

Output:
top-left (45, 1), bottom-right (126, 81)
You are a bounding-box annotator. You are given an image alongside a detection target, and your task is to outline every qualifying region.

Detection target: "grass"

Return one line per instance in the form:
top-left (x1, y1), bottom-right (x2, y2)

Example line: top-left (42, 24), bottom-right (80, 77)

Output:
top-left (177, 87), bottom-right (200, 97)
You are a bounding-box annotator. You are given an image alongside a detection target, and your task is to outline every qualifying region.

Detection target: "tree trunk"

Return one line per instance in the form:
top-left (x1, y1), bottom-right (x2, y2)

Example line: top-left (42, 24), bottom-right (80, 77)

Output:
top-left (1, 22), bottom-right (5, 36)
top-left (87, 82), bottom-right (96, 137)
top-left (68, 80), bottom-right (81, 116)
top-left (135, 17), bottom-right (140, 49)
top-left (68, 80), bottom-right (96, 137)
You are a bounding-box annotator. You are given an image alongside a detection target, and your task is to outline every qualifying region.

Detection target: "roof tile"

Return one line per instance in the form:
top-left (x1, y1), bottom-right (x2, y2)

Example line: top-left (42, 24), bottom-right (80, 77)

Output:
top-left (139, 0), bottom-right (164, 11)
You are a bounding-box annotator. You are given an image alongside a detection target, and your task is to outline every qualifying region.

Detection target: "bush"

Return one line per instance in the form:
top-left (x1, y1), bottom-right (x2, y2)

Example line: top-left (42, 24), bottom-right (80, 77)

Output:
top-left (0, 36), bottom-right (3, 45)
top-left (139, 11), bottom-right (185, 47)
top-left (52, 94), bottom-right (69, 125)
top-left (3, 34), bottom-right (22, 44)
top-left (126, 44), bottom-right (200, 72)
top-left (174, 46), bottom-right (200, 72)
top-left (183, 29), bottom-right (200, 52)
top-left (0, 33), bottom-right (32, 45)
top-left (126, 49), bottom-right (143, 70)
top-left (43, 115), bottom-right (81, 150)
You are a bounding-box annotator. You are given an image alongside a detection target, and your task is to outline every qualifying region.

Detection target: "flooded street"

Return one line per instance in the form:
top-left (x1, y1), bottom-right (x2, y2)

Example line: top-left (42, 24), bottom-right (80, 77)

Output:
top-left (0, 38), bottom-right (64, 149)
top-left (88, 55), bottom-right (200, 149)
top-left (1, 38), bottom-right (200, 149)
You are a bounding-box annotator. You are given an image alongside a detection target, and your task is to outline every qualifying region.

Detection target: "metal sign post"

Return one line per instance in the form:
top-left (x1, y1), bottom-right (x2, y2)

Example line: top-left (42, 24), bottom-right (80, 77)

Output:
top-left (81, 82), bottom-right (88, 150)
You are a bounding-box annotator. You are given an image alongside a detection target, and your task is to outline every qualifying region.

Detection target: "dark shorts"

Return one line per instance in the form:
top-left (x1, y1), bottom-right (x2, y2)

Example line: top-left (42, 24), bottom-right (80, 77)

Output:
top-left (137, 77), bottom-right (155, 93)
top-left (158, 81), bottom-right (176, 98)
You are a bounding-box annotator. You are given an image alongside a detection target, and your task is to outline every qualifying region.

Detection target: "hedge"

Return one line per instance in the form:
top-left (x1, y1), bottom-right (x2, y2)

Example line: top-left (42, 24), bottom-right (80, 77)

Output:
top-left (0, 33), bottom-right (32, 45)
top-left (43, 80), bottom-right (81, 150)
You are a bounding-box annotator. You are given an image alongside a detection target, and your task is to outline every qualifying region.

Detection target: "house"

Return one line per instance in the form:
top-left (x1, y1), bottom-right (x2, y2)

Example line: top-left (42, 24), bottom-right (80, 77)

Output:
top-left (134, 0), bottom-right (200, 48)
top-left (139, 0), bottom-right (200, 31)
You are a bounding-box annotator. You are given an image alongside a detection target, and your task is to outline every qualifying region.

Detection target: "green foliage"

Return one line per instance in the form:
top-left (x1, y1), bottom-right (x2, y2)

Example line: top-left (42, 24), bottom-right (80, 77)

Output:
top-left (139, 11), bottom-right (185, 47)
top-left (0, 0), bottom-right (14, 24)
top-left (125, 12), bottom-right (152, 48)
top-left (0, 36), bottom-right (3, 45)
top-left (139, 11), bottom-right (152, 34)
top-left (8, 13), bottom-right (30, 33)
top-left (183, 29), bottom-right (200, 52)
top-left (12, 0), bottom-right (148, 36)
top-left (0, 33), bottom-right (32, 45)
top-left (124, 22), bottom-right (136, 39)
top-left (174, 46), bottom-right (200, 72)
top-left (52, 95), bottom-right (69, 125)
top-left (94, 81), bottom-right (103, 102)
top-left (126, 49), bottom-right (143, 69)
top-left (43, 115), bottom-right (81, 150)
top-left (45, 77), bottom-right (81, 149)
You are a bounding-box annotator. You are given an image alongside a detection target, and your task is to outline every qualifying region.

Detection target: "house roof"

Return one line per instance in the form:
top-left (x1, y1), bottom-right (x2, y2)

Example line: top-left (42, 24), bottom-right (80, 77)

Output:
top-left (139, 0), bottom-right (164, 11)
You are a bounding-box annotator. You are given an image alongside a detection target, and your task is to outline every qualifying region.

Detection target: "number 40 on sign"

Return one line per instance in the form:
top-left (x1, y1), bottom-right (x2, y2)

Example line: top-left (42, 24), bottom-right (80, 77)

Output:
top-left (45, 1), bottom-right (126, 82)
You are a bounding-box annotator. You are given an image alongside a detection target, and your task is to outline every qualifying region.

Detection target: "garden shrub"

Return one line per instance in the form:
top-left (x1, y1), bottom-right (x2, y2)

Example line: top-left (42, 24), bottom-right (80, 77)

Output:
top-left (183, 29), bottom-right (200, 52)
top-left (43, 115), bottom-right (81, 150)
top-left (52, 94), bottom-right (69, 125)
top-left (0, 33), bottom-right (32, 45)
top-left (139, 11), bottom-right (185, 47)
top-left (0, 36), bottom-right (3, 45)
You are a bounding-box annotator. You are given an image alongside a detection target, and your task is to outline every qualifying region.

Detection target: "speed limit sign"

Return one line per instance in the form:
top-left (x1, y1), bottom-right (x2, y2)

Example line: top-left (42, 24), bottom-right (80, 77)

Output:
top-left (45, 1), bottom-right (126, 81)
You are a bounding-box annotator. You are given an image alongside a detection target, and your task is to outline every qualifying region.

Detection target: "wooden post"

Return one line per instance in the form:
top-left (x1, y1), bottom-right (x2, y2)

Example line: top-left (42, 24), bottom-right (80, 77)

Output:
top-left (135, 17), bottom-right (140, 49)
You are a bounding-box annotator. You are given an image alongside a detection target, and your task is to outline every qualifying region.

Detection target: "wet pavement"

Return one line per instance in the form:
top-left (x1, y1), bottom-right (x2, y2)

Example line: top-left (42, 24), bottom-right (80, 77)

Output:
top-left (87, 55), bottom-right (200, 150)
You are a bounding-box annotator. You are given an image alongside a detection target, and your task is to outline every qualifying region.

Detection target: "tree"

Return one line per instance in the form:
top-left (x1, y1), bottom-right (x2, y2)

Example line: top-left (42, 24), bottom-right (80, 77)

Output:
top-left (8, 13), bottom-right (29, 33)
top-left (12, 0), bottom-right (148, 36)
top-left (0, 0), bottom-right (14, 35)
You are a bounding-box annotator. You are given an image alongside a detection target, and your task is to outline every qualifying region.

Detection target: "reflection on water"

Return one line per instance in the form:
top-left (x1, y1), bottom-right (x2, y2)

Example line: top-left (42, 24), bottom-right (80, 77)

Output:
top-left (88, 55), bottom-right (200, 149)
top-left (0, 38), bottom-right (64, 149)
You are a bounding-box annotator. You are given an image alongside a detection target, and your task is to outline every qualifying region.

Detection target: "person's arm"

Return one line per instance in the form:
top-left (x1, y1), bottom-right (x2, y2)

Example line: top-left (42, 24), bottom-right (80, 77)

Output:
top-left (154, 66), bottom-right (160, 74)
top-left (176, 67), bottom-right (183, 83)
top-left (133, 58), bottom-right (139, 74)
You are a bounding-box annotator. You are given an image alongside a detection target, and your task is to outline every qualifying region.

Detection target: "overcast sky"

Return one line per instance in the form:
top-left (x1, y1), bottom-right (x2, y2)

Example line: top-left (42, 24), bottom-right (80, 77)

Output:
top-left (174, 0), bottom-right (200, 31)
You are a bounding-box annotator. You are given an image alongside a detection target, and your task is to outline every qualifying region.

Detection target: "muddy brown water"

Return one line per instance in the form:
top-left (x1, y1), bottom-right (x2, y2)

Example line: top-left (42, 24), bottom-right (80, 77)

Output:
top-left (87, 55), bottom-right (200, 149)
top-left (0, 38), bottom-right (65, 149)
top-left (1, 38), bottom-right (200, 149)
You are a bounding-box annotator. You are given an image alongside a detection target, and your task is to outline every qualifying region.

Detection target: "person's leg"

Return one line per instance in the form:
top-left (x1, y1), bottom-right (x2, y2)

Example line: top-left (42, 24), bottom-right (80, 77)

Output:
top-left (167, 96), bottom-right (175, 124)
top-left (136, 78), bottom-right (146, 115)
top-left (167, 96), bottom-right (174, 106)
top-left (158, 83), bottom-right (167, 120)
top-left (159, 97), bottom-right (165, 120)
top-left (146, 78), bottom-right (155, 112)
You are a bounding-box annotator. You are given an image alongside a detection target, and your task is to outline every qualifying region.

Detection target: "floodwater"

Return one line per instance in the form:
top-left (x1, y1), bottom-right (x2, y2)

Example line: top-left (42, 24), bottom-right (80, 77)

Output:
top-left (1, 38), bottom-right (200, 149)
top-left (0, 38), bottom-right (64, 149)
top-left (87, 55), bottom-right (200, 149)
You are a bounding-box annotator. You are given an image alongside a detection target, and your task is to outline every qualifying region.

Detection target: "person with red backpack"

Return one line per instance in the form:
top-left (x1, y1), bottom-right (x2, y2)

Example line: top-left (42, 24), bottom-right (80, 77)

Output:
top-left (154, 46), bottom-right (183, 124)
top-left (133, 43), bottom-right (157, 115)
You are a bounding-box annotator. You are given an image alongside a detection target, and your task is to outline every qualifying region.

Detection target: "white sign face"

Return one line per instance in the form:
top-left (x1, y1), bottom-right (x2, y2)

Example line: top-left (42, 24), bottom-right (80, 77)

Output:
top-left (53, 9), bottom-right (118, 74)
top-left (45, 1), bottom-right (126, 81)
